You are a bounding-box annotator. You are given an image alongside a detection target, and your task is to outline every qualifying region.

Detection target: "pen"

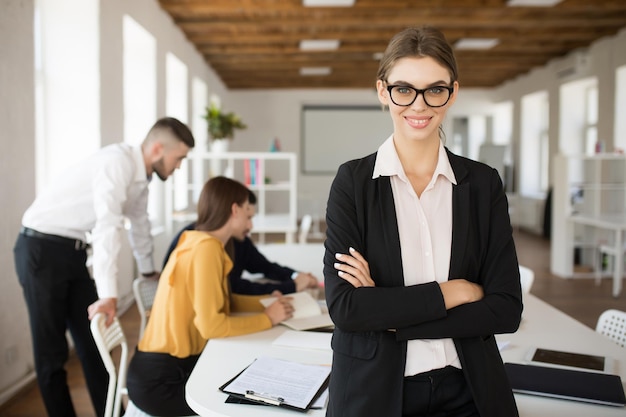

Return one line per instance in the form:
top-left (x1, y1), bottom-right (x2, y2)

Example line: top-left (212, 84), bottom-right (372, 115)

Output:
top-left (245, 390), bottom-right (285, 406)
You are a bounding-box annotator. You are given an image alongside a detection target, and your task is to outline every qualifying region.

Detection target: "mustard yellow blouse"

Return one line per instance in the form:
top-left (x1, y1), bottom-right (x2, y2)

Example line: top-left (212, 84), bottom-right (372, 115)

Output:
top-left (138, 231), bottom-right (272, 358)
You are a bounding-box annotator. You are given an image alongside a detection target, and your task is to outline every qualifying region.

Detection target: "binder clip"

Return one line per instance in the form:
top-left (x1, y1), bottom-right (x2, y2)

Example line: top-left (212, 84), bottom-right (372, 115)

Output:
top-left (245, 390), bottom-right (285, 406)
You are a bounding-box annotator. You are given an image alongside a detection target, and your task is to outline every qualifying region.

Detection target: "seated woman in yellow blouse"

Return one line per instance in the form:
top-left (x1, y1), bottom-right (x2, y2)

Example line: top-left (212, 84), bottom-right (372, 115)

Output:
top-left (126, 176), bottom-right (294, 416)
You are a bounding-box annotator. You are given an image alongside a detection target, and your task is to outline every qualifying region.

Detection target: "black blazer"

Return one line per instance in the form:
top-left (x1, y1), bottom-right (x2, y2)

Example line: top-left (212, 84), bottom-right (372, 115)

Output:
top-left (323, 148), bottom-right (522, 417)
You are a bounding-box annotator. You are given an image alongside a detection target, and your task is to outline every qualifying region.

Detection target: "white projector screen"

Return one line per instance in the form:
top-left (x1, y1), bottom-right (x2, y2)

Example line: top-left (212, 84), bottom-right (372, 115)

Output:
top-left (301, 105), bottom-right (393, 174)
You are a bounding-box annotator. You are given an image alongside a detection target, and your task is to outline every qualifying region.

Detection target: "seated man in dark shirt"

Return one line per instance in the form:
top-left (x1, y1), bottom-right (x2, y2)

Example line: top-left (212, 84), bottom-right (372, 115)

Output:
top-left (163, 192), bottom-right (319, 295)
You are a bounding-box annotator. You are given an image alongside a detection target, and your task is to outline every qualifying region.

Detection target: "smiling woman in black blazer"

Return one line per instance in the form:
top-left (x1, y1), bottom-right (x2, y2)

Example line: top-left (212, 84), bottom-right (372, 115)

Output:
top-left (324, 26), bottom-right (523, 417)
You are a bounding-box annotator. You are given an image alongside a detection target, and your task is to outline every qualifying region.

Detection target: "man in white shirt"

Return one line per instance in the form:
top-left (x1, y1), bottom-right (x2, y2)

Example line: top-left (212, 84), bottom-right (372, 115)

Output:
top-left (13, 117), bottom-right (194, 417)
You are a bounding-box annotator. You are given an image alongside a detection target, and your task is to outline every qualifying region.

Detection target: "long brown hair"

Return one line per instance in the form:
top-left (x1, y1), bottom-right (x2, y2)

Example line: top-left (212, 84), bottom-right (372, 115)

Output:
top-left (195, 176), bottom-right (250, 232)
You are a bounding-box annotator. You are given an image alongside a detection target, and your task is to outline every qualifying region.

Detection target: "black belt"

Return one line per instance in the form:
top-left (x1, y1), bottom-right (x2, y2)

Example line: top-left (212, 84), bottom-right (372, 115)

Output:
top-left (20, 226), bottom-right (89, 250)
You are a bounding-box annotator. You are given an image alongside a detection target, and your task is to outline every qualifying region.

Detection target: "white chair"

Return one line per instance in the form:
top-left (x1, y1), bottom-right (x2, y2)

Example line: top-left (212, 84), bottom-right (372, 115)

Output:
top-left (90, 313), bottom-right (153, 417)
top-left (298, 214), bottom-right (313, 244)
top-left (132, 277), bottom-right (159, 339)
top-left (595, 309), bottom-right (626, 348)
top-left (519, 265), bottom-right (534, 295)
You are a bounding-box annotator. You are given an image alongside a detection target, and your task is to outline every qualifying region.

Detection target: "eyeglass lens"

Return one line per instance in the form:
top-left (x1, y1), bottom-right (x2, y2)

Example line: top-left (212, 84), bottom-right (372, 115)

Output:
top-left (389, 86), bottom-right (451, 107)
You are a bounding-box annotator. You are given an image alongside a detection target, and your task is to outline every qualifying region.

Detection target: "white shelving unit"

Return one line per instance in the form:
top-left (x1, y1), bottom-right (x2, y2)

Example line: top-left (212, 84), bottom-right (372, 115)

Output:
top-left (551, 154), bottom-right (626, 279)
top-left (166, 151), bottom-right (298, 243)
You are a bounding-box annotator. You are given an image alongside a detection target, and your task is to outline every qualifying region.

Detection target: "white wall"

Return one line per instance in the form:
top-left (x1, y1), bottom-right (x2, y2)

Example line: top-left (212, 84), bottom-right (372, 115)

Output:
top-left (0, 0), bottom-right (38, 404)
top-left (494, 27), bottom-right (626, 189)
top-left (492, 28), bottom-right (626, 234)
top-left (0, 0), bottom-right (224, 403)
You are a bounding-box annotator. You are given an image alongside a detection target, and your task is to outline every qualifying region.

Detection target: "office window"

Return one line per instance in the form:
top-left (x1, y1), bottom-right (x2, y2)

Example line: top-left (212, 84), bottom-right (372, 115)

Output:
top-left (165, 52), bottom-right (189, 212)
top-left (492, 101), bottom-right (513, 146)
top-left (560, 76), bottom-right (597, 156)
top-left (34, 0), bottom-right (100, 193)
top-left (614, 65), bottom-right (626, 152)
top-left (123, 16), bottom-right (156, 146)
top-left (166, 53), bottom-right (189, 123)
top-left (122, 15), bottom-right (160, 225)
top-left (492, 101), bottom-right (514, 191)
top-left (583, 84), bottom-right (598, 155)
top-left (191, 77), bottom-right (208, 202)
top-left (520, 90), bottom-right (549, 196)
top-left (467, 115), bottom-right (487, 161)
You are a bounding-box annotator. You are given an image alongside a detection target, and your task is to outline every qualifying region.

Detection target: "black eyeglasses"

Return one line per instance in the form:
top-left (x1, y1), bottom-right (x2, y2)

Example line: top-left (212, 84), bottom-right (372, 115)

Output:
top-left (386, 84), bottom-right (454, 108)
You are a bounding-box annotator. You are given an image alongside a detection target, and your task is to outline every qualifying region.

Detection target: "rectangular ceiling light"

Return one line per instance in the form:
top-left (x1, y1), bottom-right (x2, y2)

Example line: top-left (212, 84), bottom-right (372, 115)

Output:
top-left (454, 38), bottom-right (500, 50)
top-left (299, 39), bottom-right (340, 51)
top-left (303, 0), bottom-right (355, 6)
top-left (300, 67), bottom-right (332, 76)
top-left (507, 0), bottom-right (563, 6)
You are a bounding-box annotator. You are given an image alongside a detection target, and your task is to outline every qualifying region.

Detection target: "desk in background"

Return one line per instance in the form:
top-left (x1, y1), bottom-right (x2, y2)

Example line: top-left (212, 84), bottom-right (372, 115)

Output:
top-left (186, 294), bottom-right (626, 417)
top-left (568, 214), bottom-right (626, 297)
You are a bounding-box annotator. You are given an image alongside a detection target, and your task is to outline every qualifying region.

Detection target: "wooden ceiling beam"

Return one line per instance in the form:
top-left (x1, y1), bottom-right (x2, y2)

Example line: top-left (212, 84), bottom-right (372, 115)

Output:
top-left (177, 17), bottom-right (625, 34)
top-left (195, 40), bottom-right (591, 56)
top-left (159, 1), bottom-right (626, 19)
top-left (187, 27), bottom-right (620, 45)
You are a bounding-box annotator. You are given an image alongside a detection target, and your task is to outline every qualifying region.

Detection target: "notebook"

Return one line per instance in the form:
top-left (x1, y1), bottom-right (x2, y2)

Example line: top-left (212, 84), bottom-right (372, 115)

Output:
top-left (505, 362), bottom-right (626, 407)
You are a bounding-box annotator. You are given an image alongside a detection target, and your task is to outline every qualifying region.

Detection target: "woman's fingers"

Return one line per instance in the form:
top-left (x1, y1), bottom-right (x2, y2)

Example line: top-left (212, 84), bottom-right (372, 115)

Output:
top-left (337, 270), bottom-right (368, 287)
top-left (348, 247), bottom-right (370, 272)
top-left (334, 248), bottom-right (375, 287)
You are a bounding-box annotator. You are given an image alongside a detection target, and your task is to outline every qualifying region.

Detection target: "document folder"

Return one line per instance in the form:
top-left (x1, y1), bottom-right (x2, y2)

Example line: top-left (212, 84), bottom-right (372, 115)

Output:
top-left (220, 356), bottom-right (331, 412)
top-left (260, 292), bottom-right (334, 331)
top-left (505, 362), bottom-right (626, 407)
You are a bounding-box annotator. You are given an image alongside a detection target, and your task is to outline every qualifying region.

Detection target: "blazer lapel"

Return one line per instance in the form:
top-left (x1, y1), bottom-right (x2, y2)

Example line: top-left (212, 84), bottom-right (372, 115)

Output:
top-left (448, 150), bottom-right (470, 279)
top-left (376, 176), bottom-right (405, 287)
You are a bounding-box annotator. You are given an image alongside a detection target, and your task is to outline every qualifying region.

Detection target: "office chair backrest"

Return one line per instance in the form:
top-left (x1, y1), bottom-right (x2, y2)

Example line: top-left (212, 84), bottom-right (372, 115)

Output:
top-left (595, 309), bottom-right (626, 348)
top-left (133, 277), bottom-right (159, 339)
top-left (299, 214), bottom-right (313, 244)
top-left (519, 265), bottom-right (535, 295)
top-left (90, 313), bottom-right (128, 417)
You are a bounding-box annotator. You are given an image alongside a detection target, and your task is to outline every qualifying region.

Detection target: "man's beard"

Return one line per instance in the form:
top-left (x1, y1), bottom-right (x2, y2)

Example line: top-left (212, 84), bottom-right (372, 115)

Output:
top-left (152, 158), bottom-right (168, 181)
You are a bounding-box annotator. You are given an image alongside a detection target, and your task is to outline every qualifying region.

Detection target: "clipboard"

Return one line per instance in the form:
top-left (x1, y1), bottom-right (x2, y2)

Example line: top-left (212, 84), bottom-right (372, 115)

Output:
top-left (219, 356), bottom-right (330, 412)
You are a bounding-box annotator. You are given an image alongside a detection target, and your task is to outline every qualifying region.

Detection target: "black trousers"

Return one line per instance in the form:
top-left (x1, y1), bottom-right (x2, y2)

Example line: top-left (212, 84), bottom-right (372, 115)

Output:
top-left (402, 366), bottom-right (479, 417)
top-left (13, 232), bottom-right (108, 417)
top-left (127, 349), bottom-right (199, 416)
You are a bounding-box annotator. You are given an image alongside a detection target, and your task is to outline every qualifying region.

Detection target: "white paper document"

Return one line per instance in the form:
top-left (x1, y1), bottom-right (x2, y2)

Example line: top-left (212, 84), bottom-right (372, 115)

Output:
top-left (260, 292), bottom-right (334, 331)
top-left (272, 329), bottom-right (332, 351)
top-left (221, 356), bottom-right (331, 410)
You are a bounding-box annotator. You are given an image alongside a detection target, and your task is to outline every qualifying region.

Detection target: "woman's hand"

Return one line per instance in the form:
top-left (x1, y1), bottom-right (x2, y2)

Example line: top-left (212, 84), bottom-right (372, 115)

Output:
top-left (264, 296), bottom-right (294, 325)
top-left (334, 247), bottom-right (375, 288)
top-left (439, 279), bottom-right (484, 310)
top-left (293, 272), bottom-right (319, 292)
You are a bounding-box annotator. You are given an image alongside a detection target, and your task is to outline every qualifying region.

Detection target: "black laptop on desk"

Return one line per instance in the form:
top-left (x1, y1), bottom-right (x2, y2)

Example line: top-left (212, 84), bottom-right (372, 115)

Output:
top-left (505, 363), bottom-right (626, 407)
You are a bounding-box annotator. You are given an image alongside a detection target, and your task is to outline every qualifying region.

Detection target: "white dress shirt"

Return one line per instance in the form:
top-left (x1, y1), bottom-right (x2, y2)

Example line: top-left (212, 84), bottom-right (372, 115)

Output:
top-left (372, 136), bottom-right (461, 376)
top-left (22, 143), bottom-right (154, 299)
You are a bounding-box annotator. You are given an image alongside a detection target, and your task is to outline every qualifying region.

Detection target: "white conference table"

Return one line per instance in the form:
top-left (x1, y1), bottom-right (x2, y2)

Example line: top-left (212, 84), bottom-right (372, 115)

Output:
top-left (186, 293), bottom-right (625, 417)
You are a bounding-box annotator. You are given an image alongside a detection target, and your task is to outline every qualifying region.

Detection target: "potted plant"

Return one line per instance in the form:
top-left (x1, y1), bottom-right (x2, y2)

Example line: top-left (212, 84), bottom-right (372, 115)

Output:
top-left (203, 94), bottom-right (246, 152)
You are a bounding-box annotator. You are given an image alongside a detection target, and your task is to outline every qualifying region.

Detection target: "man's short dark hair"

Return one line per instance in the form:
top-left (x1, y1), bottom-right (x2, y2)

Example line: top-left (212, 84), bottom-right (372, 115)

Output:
top-left (151, 117), bottom-right (195, 148)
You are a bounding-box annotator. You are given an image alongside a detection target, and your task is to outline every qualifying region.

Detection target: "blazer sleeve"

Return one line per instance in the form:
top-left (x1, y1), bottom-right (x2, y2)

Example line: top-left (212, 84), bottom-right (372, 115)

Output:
top-left (324, 159), bottom-right (448, 333)
top-left (395, 166), bottom-right (523, 341)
